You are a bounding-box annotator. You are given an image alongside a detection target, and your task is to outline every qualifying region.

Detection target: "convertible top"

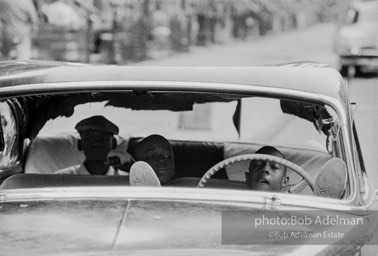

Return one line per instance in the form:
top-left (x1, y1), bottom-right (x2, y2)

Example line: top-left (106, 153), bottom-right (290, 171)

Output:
top-left (0, 60), bottom-right (347, 104)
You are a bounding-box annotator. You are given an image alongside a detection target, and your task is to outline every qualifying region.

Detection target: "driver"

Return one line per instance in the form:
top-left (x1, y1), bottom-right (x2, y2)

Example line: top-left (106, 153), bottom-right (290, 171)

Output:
top-left (245, 146), bottom-right (289, 191)
top-left (55, 115), bottom-right (133, 175)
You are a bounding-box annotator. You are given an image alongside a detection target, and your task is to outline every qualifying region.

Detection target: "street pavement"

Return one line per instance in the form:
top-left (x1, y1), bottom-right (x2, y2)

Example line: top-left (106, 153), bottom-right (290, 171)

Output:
top-left (139, 22), bottom-right (378, 189)
top-left (139, 23), bottom-right (339, 67)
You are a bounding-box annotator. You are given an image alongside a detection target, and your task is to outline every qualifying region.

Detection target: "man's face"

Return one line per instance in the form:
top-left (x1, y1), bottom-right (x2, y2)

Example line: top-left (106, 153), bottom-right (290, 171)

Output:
top-left (80, 131), bottom-right (114, 163)
top-left (136, 144), bottom-right (174, 184)
top-left (247, 151), bottom-right (286, 191)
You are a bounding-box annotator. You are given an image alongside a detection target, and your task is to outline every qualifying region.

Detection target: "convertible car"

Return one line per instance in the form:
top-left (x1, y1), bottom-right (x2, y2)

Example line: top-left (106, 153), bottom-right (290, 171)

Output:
top-left (0, 61), bottom-right (376, 255)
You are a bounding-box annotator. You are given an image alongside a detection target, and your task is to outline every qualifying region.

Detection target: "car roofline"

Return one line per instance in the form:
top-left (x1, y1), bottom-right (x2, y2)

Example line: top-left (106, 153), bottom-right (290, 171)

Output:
top-left (0, 61), bottom-right (347, 104)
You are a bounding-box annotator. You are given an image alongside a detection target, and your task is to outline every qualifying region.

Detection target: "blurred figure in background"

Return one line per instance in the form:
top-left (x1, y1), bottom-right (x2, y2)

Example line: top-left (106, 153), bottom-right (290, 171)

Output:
top-left (0, 0), bottom-right (38, 60)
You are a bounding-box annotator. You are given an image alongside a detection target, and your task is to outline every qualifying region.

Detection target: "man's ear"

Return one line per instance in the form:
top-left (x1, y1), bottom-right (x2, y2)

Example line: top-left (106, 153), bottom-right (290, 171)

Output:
top-left (77, 139), bottom-right (82, 151)
top-left (282, 176), bottom-right (289, 187)
top-left (112, 137), bottom-right (117, 150)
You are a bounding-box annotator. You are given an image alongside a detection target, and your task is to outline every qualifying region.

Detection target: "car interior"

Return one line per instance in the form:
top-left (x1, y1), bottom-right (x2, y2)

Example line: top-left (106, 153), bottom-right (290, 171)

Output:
top-left (4, 132), bottom-right (331, 193)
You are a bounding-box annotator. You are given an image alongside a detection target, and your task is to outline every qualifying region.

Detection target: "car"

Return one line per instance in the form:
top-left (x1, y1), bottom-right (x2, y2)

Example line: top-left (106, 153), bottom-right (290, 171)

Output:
top-left (0, 60), bottom-right (377, 255)
top-left (333, 0), bottom-right (378, 77)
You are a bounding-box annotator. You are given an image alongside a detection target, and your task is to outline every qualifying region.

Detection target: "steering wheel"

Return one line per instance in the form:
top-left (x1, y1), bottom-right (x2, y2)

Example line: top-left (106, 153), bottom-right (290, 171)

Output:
top-left (197, 154), bottom-right (315, 193)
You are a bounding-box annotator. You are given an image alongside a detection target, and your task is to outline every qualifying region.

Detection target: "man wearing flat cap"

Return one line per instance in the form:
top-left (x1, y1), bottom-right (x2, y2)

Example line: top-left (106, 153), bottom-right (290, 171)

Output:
top-left (55, 115), bottom-right (134, 175)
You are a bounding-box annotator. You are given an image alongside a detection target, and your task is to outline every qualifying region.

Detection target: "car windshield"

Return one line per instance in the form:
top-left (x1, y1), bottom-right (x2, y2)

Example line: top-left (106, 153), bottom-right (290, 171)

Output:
top-left (39, 94), bottom-right (331, 152)
top-left (9, 89), bottom-right (341, 198)
top-left (346, 6), bottom-right (378, 24)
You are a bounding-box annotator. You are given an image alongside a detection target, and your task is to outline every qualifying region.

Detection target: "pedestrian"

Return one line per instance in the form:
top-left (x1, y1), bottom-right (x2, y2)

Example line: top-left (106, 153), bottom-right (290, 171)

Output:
top-left (0, 0), bottom-right (38, 60)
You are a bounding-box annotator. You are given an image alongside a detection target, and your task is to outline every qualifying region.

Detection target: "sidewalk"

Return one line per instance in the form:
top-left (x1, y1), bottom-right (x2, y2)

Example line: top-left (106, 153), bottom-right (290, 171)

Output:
top-left (136, 22), bottom-right (338, 68)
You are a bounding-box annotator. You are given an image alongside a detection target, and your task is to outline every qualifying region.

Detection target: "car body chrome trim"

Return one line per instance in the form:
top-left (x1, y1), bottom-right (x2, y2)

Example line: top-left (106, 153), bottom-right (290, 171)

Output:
top-left (0, 187), bottom-right (369, 212)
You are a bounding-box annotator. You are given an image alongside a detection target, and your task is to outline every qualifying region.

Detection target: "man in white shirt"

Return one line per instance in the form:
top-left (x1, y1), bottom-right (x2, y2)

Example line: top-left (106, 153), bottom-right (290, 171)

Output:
top-left (55, 115), bottom-right (132, 175)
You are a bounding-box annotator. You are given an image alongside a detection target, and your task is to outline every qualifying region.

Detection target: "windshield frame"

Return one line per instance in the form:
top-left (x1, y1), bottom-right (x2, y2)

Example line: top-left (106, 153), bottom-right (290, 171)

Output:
top-left (0, 80), bottom-right (355, 201)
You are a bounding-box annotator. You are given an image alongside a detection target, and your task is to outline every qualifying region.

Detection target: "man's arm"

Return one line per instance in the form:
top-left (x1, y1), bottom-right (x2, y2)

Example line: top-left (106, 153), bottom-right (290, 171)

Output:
top-left (108, 150), bottom-right (135, 173)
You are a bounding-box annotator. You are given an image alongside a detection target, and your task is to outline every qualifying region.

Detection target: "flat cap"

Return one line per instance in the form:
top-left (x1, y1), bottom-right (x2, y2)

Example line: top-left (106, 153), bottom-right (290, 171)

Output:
top-left (75, 115), bottom-right (119, 135)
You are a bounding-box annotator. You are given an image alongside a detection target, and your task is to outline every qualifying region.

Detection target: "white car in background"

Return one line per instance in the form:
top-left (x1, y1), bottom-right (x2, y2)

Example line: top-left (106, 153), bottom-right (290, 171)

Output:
top-left (334, 0), bottom-right (378, 76)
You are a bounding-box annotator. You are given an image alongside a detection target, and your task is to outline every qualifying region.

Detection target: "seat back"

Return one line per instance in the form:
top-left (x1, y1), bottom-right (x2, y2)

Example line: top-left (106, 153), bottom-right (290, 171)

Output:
top-left (314, 158), bottom-right (347, 198)
top-left (24, 133), bottom-right (331, 195)
top-left (25, 133), bottom-right (84, 174)
top-left (24, 133), bottom-right (129, 174)
top-left (169, 177), bottom-right (248, 190)
top-left (0, 173), bottom-right (129, 190)
top-left (25, 133), bottom-right (225, 179)
top-left (128, 138), bottom-right (227, 179)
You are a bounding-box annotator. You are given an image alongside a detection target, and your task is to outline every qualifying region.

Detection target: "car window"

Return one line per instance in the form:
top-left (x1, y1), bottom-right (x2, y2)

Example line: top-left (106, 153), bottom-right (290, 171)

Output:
top-left (239, 97), bottom-right (329, 152)
top-left (38, 94), bottom-right (332, 153)
top-left (345, 6), bottom-right (378, 25)
top-left (23, 91), bottom-right (343, 198)
top-left (0, 102), bottom-right (19, 170)
top-left (39, 100), bottom-right (240, 141)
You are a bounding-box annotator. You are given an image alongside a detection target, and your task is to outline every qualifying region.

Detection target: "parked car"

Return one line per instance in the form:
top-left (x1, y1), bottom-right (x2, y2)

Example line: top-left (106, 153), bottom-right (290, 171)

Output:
top-left (0, 61), bottom-right (377, 255)
top-left (334, 0), bottom-right (378, 76)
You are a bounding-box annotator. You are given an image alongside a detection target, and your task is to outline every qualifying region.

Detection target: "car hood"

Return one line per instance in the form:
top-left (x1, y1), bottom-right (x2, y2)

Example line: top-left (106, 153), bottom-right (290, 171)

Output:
top-left (0, 198), bottom-right (375, 256)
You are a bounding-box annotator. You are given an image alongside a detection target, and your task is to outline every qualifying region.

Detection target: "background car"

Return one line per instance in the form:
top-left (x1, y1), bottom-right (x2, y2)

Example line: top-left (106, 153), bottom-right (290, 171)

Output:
top-left (333, 0), bottom-right (378, 76)
top-left (0, 61), bottom-right (377, 255)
